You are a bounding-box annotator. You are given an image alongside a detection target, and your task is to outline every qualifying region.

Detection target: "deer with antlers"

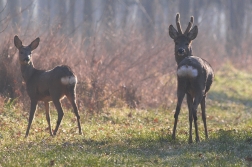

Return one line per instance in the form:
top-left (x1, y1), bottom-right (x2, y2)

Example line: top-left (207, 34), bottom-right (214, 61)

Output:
top-left (169, 14), bottom-right (214, 143)
top-left (14, 35), bottom-right (82, 137)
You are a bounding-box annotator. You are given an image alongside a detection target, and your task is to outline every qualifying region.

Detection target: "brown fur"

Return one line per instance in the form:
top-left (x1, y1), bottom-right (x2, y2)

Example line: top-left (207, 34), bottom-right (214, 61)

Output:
top-left (169, 14), bottom-right (214, 143)
top-left (14, 35), bottom-right (82, 137)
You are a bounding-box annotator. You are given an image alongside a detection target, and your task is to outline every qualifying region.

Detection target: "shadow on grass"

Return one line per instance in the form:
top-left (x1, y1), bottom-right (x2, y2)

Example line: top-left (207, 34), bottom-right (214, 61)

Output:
top-left (1, 129), bottom-right (252, 166)
top-left (208, 90), bottom-right (252, 107)
top-left (58, 130), bottom-right (252, 165)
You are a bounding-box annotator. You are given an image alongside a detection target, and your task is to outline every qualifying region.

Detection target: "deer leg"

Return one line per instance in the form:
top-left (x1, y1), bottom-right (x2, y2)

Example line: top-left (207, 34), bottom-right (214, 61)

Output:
top-left (67, 92), bottom-right (82, 135)
top-left (172, 88), bottom-right (186, 140)
top-left (52, 99), bottom-right (64, 135)
top-left (25, 100), bottom-right (38, 138)
top-left (44, 102), bottom-right (53, 136)
top-left (201, 95), bottom-right (208, 139)
top-left (186, 94), bottom-right (193, 144)
top-left (192, 93), bottom-right (203, 142)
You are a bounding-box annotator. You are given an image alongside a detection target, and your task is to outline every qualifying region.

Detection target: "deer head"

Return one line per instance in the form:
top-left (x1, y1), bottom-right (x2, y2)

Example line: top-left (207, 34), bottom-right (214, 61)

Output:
top-left (169, 13), bottom-right (198, 64)
top-left (14, 35), bottom-right (40, 65)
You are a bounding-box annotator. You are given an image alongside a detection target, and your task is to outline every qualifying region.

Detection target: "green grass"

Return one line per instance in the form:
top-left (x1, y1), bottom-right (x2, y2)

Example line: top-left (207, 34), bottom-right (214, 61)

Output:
top-left (1, 64), bottom-right (252, 166)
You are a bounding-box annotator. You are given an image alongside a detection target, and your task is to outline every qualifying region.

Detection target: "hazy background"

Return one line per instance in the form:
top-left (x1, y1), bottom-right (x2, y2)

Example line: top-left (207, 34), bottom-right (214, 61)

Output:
top-left (0, 0), bottom-right (251, 112)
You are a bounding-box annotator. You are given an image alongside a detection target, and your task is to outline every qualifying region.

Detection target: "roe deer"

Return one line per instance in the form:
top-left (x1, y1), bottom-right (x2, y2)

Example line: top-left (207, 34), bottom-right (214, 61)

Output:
top-left (14, 35), bottom-right (82, 137)
top-left (169, 14), bottom-right (214, 143)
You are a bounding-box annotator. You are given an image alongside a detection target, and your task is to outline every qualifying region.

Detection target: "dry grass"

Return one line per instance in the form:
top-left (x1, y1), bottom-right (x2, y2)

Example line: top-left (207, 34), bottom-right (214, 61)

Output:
top-left (0, 29), bottom-right (234, 114)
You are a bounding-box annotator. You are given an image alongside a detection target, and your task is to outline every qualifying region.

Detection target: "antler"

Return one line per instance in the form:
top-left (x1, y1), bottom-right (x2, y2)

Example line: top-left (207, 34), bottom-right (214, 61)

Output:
top-left (184, 16), bottom-right (194, 34)
top-left (176, 13), bottom-right (183, 34)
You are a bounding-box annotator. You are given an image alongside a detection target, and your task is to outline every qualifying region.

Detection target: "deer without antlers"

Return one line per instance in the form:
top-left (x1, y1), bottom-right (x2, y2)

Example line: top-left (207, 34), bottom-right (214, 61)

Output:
top-left (14, 35), bottom-right (82, 137)
top-left (169, 14), bottom-right (214, 143)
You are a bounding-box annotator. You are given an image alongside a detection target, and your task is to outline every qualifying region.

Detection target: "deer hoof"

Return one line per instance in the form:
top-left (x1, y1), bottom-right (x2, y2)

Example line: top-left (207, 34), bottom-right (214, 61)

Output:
top-left (188, 137), bottom-right (193, 144)
top-left (172, 134), bottom-right (176, 140)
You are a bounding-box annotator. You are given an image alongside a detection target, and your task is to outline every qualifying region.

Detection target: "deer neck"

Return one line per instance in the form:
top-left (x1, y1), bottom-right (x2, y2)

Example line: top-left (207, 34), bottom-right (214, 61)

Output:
top-left (20, 61), bottom-right (36, 83)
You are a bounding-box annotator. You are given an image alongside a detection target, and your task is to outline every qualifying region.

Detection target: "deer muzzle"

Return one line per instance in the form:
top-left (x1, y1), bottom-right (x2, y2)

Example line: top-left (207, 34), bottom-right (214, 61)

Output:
top-left (177, 48), bottom-right (185, 56)
top-left (23, 55), bottom-right (31, 62)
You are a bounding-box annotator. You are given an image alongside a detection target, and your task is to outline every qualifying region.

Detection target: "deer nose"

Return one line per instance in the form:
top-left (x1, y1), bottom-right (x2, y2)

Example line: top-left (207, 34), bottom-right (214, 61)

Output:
top-left (23, 57), bottom-right (30, 62)
top-left (23, 55), bottom-right (31, 62)
top-left (178, 48), bottom-right (185, 54)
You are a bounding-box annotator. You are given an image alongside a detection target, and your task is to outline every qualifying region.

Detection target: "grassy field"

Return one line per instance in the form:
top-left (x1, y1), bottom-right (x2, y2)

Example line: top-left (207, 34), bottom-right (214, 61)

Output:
top-left (0, 64), bottom-right (252, 167)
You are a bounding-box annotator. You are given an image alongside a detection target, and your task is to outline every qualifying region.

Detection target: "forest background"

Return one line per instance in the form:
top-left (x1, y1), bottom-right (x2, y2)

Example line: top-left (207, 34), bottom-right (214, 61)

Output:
top-left (0, 0), bottom-right (250, 112)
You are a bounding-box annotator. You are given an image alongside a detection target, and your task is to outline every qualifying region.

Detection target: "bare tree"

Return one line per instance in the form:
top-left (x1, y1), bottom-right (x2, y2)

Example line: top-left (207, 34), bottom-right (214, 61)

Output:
top-left (225, 0), bottom-right (246, 56)
top-left (67, 0), bottom-right (76, 36)
top-left (83, 0), bottom-right (93, 39)
top-left (58, 0), bottom-right (67, 34)
top-left (114, 0), bottom-right (128, 30)
top-left (37, 0), bottom-right (51, 30)
top-left (138, 0), bottom-right (155, 45)
top-left (8, 0), bottom-right (21, 29)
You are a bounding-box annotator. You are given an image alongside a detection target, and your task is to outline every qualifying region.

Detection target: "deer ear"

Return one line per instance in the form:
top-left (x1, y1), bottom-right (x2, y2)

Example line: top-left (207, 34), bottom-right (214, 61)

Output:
top-left (29, 37), bottom-right (40, 51)
top-left (187, 26), bottom-right (198, 40)
top-left (169, 25), bottom-right (178, 39)
top-left (14, 35), bottom-right (22, 49)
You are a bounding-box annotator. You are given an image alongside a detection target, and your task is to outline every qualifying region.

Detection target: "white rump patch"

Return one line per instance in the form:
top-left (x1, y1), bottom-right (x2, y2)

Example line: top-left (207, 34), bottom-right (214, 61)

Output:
top-left (177, 65), bottom-right (198, 78)
top-left (61, 76), bottom-right (77, 85)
